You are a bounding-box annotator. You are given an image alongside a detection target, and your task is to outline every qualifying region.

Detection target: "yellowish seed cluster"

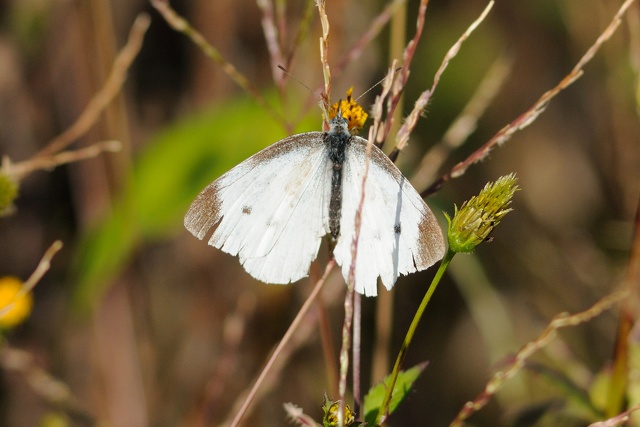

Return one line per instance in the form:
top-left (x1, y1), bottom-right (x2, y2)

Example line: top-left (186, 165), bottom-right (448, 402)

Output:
top-left (324, 400), bottom-right (356, 427)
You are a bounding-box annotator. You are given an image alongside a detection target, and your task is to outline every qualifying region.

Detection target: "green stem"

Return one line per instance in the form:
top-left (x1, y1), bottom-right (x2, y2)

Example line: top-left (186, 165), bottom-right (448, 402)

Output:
top-left (374, 249), bottom-right (455, 425)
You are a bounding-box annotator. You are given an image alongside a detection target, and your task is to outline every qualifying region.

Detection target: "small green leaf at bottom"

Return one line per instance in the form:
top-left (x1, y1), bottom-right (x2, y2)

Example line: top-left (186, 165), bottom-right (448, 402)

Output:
top-left (363, 362), bottom-right (428, 425)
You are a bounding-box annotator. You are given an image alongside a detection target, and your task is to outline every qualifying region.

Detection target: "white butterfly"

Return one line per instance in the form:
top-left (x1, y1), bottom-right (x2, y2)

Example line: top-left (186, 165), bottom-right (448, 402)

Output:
top-left (184, 113), bottom-right (445, 296)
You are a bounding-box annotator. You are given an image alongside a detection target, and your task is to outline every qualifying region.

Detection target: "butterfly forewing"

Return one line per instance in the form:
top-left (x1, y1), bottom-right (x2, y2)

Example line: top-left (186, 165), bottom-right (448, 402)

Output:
top-left (332, 137), bottom-right (446, 296)
top-left (184, 132), bottom-right (333, 284)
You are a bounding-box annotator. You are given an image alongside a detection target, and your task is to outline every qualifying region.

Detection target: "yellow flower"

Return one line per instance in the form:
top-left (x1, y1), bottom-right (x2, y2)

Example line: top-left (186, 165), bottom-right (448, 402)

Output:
top-left (0, 276), bottom-right (33, 329)
top-left (329, 87), bottom-right (368, 134)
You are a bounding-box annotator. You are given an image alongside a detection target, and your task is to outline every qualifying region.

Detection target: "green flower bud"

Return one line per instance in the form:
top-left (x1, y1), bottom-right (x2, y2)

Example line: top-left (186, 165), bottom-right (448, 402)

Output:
top-left (0, 172), bottom-right (18, 216)
top-left (445, 174), bottom-right (519, 253)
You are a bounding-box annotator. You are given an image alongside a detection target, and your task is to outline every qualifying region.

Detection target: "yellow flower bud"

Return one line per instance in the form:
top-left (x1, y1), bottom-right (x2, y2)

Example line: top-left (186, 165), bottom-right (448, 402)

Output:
top-left (0, 276), bottom-right (33, 329)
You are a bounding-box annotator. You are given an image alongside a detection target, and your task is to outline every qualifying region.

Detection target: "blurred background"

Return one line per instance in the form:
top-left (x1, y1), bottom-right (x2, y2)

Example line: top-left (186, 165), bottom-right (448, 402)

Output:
top-left (0, 0), bottom-right (638, 426)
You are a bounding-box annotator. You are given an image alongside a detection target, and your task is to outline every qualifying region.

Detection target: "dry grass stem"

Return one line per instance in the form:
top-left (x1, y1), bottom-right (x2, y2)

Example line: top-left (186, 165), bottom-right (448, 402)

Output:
top-left (284, 0), bottom-right (315, 71)
top-left (450, 289), bottom-right (629, 427)
top-left (377, 0), bottom-right (429, 149)
top-left (17, 240), bottom-right (63, 296)
top-left (227, 260), bottom-right (335, 427)
top-left (36, 14), bottom-right (149, 158)
top-left (0, 240), bottom-right (62, 318)
top-left (199, 293), bottom-right (257, 425)
top-left (316, 0), bottom-right (332, 117)
top-left (426, 0), bottom-right (636, 195)
top-left (605, 195), bottom-right (640, 418)
top-left (337, 65), bottom-right (398, 423)
top-left (411, 53), bottom-right (512, 190)
top-left (394, 0), bottom-right (494, 153)
top-left (283, 402), bottom-right (320, 426)
top-left (334, 0), bottom-right (408, 78)
top-left (257, 0), bottom-right (286, 87)
top-left (150, 0), bottom-right (287, 128)
top-left (0, 346), bottom-right (96, 424)
top-left (588, 404), bottom-right (640, 427)
top-left (5, 141), bottom-right (122, 182)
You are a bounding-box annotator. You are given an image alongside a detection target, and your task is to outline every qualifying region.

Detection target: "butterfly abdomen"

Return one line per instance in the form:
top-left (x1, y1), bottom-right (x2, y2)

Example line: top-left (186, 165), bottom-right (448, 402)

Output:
top-left (325, 117), bottom-right (351, 239)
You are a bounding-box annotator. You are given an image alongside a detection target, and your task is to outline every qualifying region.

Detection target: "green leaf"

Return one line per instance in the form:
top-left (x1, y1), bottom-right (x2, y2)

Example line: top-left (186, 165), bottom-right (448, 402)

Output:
top-left (72, 95), bottom-right (318, 312)
top-left (362, 362), bottom-right (428, 425)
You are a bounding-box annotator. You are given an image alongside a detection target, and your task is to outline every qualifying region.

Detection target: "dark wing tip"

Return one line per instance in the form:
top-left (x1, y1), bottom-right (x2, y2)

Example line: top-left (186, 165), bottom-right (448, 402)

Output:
top-left (415, 209), bottom-right (446, 268)
top-left (184, 183), bottom-right (223, 240)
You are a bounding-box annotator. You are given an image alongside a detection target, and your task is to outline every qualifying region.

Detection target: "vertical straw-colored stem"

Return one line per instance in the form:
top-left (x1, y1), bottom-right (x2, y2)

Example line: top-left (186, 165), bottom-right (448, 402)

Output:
top-left (352, 292), bottom-right (362, 413)
top-left (338, 283), bottom-right (355, 427)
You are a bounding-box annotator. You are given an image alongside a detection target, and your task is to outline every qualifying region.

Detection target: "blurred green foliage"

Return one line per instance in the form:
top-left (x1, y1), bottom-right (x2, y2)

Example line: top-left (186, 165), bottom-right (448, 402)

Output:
top-left (72, 95), bottom-right (317, 311)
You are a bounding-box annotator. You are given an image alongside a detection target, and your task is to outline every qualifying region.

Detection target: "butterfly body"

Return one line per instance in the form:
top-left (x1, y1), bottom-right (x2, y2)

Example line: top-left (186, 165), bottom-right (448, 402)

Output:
top-left (185, 115), bottom-right (445, 296)
top-left (325, 116), bottom-right (350, 238)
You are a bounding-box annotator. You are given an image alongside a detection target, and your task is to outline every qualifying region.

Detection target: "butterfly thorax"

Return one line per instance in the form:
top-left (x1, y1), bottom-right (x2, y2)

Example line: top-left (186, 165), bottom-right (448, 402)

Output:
top-left (325, 115), bottom-right (351, 239)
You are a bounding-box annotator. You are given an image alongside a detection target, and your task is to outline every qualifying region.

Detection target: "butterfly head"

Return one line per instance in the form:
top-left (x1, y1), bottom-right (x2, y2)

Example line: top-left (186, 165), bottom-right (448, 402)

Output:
top-left (328, 87), bottom-right (368, 135)
top-left (328, 114), bottom-right (350, 137)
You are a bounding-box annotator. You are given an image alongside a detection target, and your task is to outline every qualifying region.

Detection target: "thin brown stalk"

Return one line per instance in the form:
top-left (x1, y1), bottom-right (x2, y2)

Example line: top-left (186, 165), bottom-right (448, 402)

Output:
top-left (0, 240), bottom-right (63, 318)
top-left (317, 290), bottom-right (339, 398)
top-left (36, 14), bottom-right (149, 158)
top-left (393, 1), bottom-right (495, 154)
top-left (257, 0), bottom-right (286, 87)
top-left (0, 345), bottom-right (96, 424)
top-left (150, 0), bottom-right (288, 128)
top-left (450, 289), bottom-right (628, 427)
top-left (371, 0), bottom-right (408, 389)
top-left (333, 0), bottom-right (408, 77)
top-left (226, 260), bottom-right (335, 427)
top-left (378, 0), bottom-right (429, 149)
top-left (200, 293), bottom-right (257, 426)
top-left (588, 404), bottom-right (640, 427)
top-left (337, 280), bottom-right (355, 427)
top-left (296, 0), bottom-right (406, 125)
top-left (411, 53), bottom-right (512, 191)
top-left (0, 242), bottom-right (80, 419)
top-left (425, 0), bottom-right (636, 196)
top-left (335, 65), bottom-right (397, 426)
top-left (4, 141), bottom-right (122, 182)
top-left (284, 0), bottom-right (315, 72)
top-left (275, 0), bottom-right (287, 47)
top-left (352, 291), bottom-right (362, 413)
top-left (606, 195), bottom-right (640, 417)
top-left (18, 240), bottom-right (63, 296)
top-left (283, 402), bottom-right (321, 426)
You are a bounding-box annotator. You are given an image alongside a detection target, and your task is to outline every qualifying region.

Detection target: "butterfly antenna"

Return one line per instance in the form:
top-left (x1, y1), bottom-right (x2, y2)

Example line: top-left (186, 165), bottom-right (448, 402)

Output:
top-left (278, 65), bottom-right (313, 93)
top-left (278, 65), bottom-right (331, 125)
top-left (354, 66), bottom-right (403, 103)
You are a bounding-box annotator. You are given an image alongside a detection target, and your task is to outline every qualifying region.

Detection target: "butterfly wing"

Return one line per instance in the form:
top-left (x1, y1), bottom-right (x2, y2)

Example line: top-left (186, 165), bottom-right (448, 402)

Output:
top-left (184, 132), bottom-right (332, 284)
top-left (332, 137), bottom-right (446, 296)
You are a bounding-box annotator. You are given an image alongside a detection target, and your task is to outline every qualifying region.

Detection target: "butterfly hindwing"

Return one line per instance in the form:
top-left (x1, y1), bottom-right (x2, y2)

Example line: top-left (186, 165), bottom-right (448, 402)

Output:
top-left (333, 137), bottom-right (446, 296)
top-left (184, 132), bottom-right (332, 284)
